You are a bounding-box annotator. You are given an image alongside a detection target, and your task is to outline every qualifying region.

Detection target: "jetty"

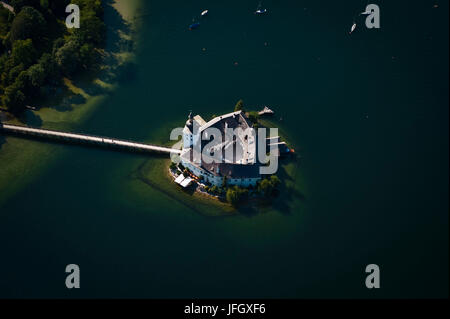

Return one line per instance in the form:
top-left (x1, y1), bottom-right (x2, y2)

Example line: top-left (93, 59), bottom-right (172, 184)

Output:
top-left (0, 123), bottom-right (181, 155)
top-left (258, 106), bottom-right (274, 116)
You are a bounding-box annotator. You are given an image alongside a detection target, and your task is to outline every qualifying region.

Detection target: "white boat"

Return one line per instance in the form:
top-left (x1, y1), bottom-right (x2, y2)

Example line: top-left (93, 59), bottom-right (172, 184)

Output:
top-left (201, 9), bottom-right (208, 16)
top-left (349, 23), bottom-right (356, 34)
top-left (255, 2), bottom-right (267, 15)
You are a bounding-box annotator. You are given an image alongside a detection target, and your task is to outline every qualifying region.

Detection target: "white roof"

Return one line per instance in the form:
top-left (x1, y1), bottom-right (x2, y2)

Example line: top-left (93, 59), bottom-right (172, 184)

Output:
top-left (180, 177), bottom-right (193, 187)
top-left (174, 174), bottom-right (193, 187)
top-left (199, 111), bottom-right (243, 133)
top-left (175, 174), bottom-right (185, 184)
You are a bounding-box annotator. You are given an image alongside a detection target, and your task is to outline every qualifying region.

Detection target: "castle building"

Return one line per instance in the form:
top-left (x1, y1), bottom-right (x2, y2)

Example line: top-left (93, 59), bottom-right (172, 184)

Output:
top-left (180, 111), bottom-right (262, 187)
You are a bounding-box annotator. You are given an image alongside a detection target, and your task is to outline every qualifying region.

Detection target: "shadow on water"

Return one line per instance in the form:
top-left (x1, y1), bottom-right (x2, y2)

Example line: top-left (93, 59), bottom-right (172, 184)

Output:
top-left (52, 92), bottom-right (87, 112)
top-left (115, 62), bottom-right (139, 85)
top-left (35, 0), bottom-right (137, 112)
top-left (95, 0), bottom-right (137, 86)
top-left (11, 110), bottom-right (44, 127)
top-left (0, 111), bottom-right (10, 150)
top-left (0, 135), bottom-right (5, 151)
top-left (104, 0), bottom-right (132, 54)
top-left (0, 0), bottom-right (138, 123)
top-left (275, 157), bottom-right (306, 215)
top-left (133, 160), bottom-right (214, 217)
top-left (23, 111), bottom-right (43, 127)
top-left (35, 84), bottom-right (88, 113)
top-left (237, 157), bottom-right (306, 217)
top-left (66, 0), bottom-right (138, 91)
top-left (133, 158), bottom-right (306, 219)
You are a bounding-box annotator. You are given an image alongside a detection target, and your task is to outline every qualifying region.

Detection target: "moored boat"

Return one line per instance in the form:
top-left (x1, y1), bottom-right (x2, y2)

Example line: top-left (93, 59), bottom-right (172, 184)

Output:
top-left (189, 22), bottom-right (200, 30)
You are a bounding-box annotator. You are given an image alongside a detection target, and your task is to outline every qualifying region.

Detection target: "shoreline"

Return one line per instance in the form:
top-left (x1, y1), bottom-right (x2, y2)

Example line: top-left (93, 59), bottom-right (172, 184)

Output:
top-left (0, 0), bottom-right (144, 206)
top-left (135, 158), bottom-right (237, 218)
top-left (130, 116), bottom-right (301, 218)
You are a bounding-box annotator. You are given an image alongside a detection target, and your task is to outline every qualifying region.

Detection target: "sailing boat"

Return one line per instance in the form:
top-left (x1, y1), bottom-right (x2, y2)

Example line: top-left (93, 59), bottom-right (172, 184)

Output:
top-left (349, 22), bottom-right (356, 34)
top-left (349, 2), bottom-right (373, 35)
top-left (255, 2), bottom-right (267, 14)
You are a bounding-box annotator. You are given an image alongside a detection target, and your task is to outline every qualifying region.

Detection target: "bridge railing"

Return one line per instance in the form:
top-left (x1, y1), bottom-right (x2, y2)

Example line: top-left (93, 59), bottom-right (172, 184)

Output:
top-left (0, 123), bottom-right (182, 154)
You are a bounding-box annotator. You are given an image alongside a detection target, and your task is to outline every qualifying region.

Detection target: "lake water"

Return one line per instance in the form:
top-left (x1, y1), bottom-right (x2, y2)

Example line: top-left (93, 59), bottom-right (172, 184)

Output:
top-left (0, 0), bottom-right (448, 298)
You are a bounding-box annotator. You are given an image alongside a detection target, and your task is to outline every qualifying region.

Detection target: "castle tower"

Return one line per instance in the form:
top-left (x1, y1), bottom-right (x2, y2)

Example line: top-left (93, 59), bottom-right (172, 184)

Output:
top-left (183, 111), bottom-right (194, 149)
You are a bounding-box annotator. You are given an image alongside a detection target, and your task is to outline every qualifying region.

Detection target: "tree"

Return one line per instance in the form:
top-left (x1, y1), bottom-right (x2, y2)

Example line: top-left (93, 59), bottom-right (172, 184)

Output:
top-left (75, 0), bottom-right (103, 16)
top-left (0, 6), bottom-right (13, 37)
top-left (258, 179), bottom-right (273, 196)
top-left (28, 63), bottom-right (45, 87)
top-left (234, 99), bottom-right (244, 112)
top-left (38, 53), bottom-right (60, 84)
top-left (257, 176), bottom-right (281, 197)
top-left (1, 0), bottom-right (106, 116)
top-left (11, 39), bottom-right (37, 67)
top-left (72, 13), bottom-right (105, 46)
top-left (211, 185), bottom-right (219, 195)
top-left (11, 0), bottom-right (40, 12)
top-left (15, 70), bottom-right (30, 89)
top-left (226, 186), bottom-right (248, 206)
top-left (2, 83), bottom-right (26, 114)
top-left (226, 187), bottom-right (239, 205)
top-left (40, 0), bottom-right (49, 10)
top-left (55, 39), bottom-right (80, 75)
top-left (0, 54), bottom-right (8, 75)
top-left (79, 43), bottom-right (97, 68)
top-left (52, 37), bottom-right (65, 55)
top-left (10, 6), bottom-right (46, 43)
top-left (270, 175), bottom-right (281, 188)
top-left (6, 63), bottom-right (25, 86)
top-left (48, 0), bottom-right (70, 18)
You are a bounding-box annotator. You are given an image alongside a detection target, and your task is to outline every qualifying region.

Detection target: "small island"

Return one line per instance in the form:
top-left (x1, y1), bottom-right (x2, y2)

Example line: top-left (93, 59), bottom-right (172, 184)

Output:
top-left (169, 100), bottom-right (295, 207)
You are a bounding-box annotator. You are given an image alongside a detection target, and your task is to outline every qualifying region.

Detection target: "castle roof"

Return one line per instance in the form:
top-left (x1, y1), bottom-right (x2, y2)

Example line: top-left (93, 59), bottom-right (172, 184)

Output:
top-left (181, 111), bottom-right (260, 179)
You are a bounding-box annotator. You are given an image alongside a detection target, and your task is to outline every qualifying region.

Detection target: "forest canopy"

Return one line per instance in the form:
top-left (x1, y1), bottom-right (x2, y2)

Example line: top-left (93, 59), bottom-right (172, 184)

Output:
top-left (0, 0), bottom-right (105, 115)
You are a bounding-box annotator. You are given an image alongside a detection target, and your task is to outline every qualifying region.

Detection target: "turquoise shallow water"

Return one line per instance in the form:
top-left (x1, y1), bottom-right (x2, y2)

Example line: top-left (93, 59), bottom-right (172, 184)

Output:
top-left (0, 0), bottom-right (448, 298)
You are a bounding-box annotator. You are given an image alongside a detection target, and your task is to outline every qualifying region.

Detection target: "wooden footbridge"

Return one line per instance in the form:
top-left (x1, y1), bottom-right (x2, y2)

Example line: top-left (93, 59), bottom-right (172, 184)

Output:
top-left (0, 123), bottom-right (181, 155)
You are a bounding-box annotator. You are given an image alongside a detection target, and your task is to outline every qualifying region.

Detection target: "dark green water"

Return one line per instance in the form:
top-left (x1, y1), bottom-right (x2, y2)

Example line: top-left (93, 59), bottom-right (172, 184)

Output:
top-left (0, 0), bottom-right (448, 298)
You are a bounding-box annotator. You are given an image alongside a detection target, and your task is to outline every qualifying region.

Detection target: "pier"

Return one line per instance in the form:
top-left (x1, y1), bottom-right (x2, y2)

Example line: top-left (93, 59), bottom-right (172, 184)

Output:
top-left (258, 106), bottom-right (274, 116)
top-left (0, 123), bottom-right (181, 155)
